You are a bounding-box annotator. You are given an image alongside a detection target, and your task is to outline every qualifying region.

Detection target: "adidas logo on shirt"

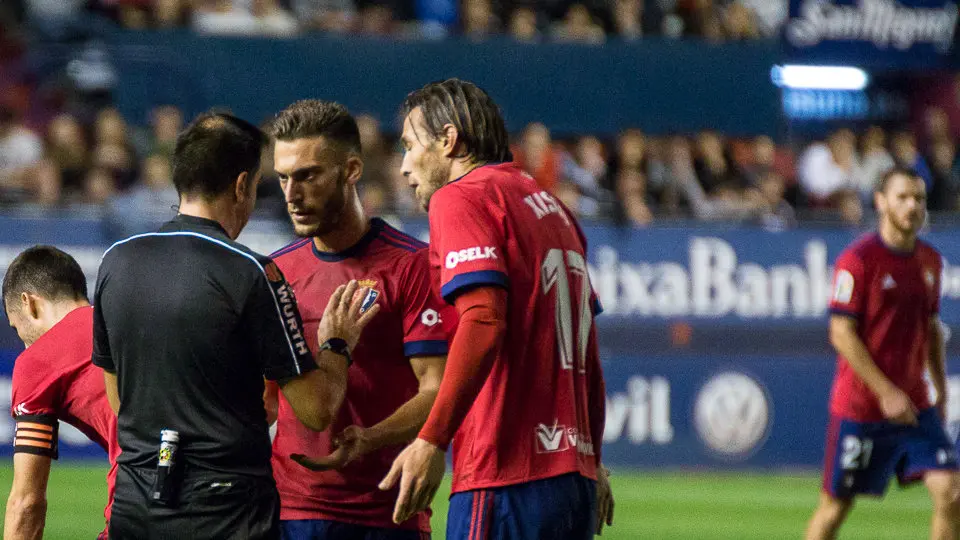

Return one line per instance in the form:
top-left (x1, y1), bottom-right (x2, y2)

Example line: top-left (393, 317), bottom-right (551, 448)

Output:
top-left (882, 275), bottom-right (896, 290)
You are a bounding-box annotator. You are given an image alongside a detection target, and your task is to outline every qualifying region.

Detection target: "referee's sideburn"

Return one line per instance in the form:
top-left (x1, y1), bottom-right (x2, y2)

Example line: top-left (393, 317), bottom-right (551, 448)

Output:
top-left (92, 112), bottom-right (380, 540)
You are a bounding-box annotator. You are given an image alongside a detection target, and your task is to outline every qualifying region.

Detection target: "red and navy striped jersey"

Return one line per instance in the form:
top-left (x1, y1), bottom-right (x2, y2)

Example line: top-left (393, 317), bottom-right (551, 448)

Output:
top-left (270, 217), bottom-right (454, 531)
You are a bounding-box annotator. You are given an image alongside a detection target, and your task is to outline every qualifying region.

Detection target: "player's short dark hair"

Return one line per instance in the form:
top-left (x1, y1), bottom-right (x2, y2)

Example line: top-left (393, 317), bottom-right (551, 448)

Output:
top-left (2, 246), bottom-right (87, 313)
top-left (268, 100), bottom-right (361, 154)
top-left (876, 167), bottom-right (922, 193)
top-left (401, 78), bottom-right (513, 164)
top-left (172, 112), bottom-right (267, 199)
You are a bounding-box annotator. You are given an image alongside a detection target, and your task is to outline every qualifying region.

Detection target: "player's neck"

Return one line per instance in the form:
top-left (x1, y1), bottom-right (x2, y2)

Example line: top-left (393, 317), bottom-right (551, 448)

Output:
top-left (177, 197), bottom-right (243, 239)
top-left (447, 159), bottom-right (487, 184)
top-left (878, 222), bottom-right (916, 252)
top-left (43, 300), bottom-right (90, 331)
top-left (312, 203), bottom-right (370, 254)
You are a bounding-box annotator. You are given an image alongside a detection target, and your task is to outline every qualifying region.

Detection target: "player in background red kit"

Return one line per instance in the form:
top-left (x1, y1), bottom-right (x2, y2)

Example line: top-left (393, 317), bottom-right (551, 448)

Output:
top-left (263, 100), bottom-right (451, 540)
top-left (806, 168), bottom-right (960, 540)
top-left (2, 246), bottom-right (119, 540)
top-left (379, 79), bottom-right (614, 539)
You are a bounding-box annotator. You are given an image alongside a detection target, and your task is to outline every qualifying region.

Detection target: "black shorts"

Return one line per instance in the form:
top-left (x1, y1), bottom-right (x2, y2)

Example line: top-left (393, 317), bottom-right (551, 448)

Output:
top-left (109, 464), bottom-right (280, 540)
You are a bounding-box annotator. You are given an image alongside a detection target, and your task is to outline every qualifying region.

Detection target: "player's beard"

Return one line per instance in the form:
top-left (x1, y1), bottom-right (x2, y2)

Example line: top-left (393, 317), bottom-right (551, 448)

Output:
top-left (416, 150), bottom-right (450, 211)
top-left (291, 169), bottom-right (349, 238)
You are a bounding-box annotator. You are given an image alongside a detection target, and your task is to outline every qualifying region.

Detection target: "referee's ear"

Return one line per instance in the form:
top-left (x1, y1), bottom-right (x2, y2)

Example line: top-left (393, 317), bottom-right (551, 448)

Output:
top-left (234, 171), bottom-right (250, 202)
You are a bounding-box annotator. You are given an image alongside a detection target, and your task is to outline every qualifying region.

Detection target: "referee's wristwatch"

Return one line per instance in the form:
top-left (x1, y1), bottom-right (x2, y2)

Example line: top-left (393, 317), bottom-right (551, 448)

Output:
top-left (319, 338), bottom-right (352, 366)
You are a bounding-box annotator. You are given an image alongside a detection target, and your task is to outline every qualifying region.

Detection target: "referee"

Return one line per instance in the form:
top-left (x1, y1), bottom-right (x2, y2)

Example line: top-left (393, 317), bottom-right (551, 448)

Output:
top-left (92, 112), bottom-right (378, 539)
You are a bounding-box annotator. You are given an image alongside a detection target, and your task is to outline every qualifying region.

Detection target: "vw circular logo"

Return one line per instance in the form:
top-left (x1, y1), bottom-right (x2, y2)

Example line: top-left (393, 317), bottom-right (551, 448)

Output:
top-left (694, 372), bottom-right (771, 460)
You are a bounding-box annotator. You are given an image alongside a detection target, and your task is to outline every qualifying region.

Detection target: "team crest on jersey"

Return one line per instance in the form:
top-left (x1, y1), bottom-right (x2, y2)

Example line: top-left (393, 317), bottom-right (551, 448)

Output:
top-left (264, 262), bottom-right (283, 283)
top-left (833, 270), bottom-right (854, 304)
top-left (358, 279), bottom-right (378, 289)
top-left (359, 288), bottom-right (380, 315)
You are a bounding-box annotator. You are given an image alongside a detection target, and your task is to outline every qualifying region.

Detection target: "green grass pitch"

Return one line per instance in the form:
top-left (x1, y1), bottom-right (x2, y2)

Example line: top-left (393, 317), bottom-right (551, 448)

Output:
top-left (0, 464), bottom-right (936, 539)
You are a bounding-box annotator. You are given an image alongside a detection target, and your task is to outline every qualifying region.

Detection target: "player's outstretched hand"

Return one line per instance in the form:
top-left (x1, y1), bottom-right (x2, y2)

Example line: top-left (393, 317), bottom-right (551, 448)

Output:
top-left (290, 425), bottom-right (370, 471)
top-left (379, 438), bottom-right (446, 524)
top-left (317, 280), bottom-right (381, 350)
top-left (879, 387), bottom-right (918, 425)
top-left (596, 464), bottom-right (615, 535)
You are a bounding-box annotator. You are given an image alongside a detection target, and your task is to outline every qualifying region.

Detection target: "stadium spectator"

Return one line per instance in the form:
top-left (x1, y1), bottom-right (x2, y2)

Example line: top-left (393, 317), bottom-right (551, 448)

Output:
top-left (107, 153), bottom-right (178, 234)
top-left (755, 169), bottom-right (796, 231)
top-left (928, 138), bottom-right (959, 211)
top-left (82, 166), bottom-right (117, 205)
top-left (2, 246), bottom-right (120, 540)
top-left (461, 0), bottom-right (498, 39)
top-left (610, 0), bottom-right (643, 40)
top-left (0, 105), bottom-right (42, 202)
top-left (153, 0), bottom-right (188, 28)
top-left (192, 0), bottom-right (259, 35)
top-left (615, 168), bottom-right (654, 226)
top-left (668, 135), bottom-right (763, 221)
top-left (856, 126), bottom-right (895, 199)
top-left (145, 105), bottom-right (182, 158)
top-left (508, 6), bottom-right (540, 42)
top-left (552, 3), bottom-right (605, 43)
top-left (922, 106), bottom-right (952, 148)
top-left (358, 4), bottom-right (394, 35)
top-left (891, 130), bottom-right (934, 192)
top-left (722, 1), bottom-right (759, 40)
top-left (43, 113), bottom-right (89, 201)
top-left (291, 0), bottom-right (356, 32)
top-left (694, 130), bottom-right (746, 195)
top-left (798, 129), bottom-right (859, 206)
top-left (514, 122), bottom-right (560, 192)
top-left (252, 0), bottom-right (300, 37)
top-left (738, 0), bottom-right (787, 36)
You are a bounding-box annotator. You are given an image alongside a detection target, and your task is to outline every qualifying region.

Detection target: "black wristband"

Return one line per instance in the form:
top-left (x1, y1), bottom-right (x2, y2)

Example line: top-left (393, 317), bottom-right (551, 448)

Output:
top-left (318, 338), bottom-right (351, 366)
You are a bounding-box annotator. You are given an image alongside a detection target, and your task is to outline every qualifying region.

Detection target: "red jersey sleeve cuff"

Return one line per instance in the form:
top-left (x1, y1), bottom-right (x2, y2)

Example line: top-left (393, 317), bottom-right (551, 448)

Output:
top-left (417, 429), bottom-right (451, 452)
top-left (440, 271), bottom-right (508, 304)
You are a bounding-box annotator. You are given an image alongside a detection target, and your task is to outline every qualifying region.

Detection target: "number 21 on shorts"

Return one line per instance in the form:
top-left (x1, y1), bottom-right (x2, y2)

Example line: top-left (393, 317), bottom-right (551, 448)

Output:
top-left (841, 435), bottom-right (874, 470)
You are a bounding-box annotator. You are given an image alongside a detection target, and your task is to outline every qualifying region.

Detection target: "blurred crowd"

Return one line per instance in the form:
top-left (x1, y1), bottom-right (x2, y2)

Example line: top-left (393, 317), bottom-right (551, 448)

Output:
top-left (3, 101), bottom-right (960, 231)
top-left (3, 0), bottom-right (787, 42)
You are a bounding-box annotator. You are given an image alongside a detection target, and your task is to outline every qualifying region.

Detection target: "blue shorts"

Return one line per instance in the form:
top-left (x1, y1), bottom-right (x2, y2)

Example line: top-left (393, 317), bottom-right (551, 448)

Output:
top-left (822, 408), bottom-right (959, 498)
top-left (446, 473), bottom-right (597, 540)
top-left (281, 519), bottom-right (430, 540)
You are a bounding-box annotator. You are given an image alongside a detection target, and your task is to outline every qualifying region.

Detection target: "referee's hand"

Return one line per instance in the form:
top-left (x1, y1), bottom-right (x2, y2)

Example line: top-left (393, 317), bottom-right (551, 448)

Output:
top-left (317, 280), bottom-right (380, 350)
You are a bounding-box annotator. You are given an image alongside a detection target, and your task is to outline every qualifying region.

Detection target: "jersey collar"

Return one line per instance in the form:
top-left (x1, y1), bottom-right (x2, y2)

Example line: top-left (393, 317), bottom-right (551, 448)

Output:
top-left (312, 218), bottom-right (385, 262)
top-left (165, 214), bottom-right (230, 238)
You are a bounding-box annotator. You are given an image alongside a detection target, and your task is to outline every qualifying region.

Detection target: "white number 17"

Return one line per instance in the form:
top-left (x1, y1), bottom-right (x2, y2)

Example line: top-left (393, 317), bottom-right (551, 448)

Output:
top-left (541, 249), bottom-right (592, 373)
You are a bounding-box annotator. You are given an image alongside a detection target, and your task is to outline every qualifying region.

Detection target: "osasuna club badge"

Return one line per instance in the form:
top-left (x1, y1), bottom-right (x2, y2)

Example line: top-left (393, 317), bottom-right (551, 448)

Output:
top-left (357, 279), bottom-right (380, 314)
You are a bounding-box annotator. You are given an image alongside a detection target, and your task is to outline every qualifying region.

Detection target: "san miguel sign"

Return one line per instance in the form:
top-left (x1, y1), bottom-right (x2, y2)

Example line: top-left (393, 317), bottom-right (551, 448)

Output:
top-left (784, 0), bottom-right (960, 68)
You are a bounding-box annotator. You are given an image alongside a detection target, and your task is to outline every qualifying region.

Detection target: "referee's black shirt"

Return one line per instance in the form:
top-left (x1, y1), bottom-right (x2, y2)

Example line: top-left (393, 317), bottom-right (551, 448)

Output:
top-left (92, 214), bottom-right (316, 477)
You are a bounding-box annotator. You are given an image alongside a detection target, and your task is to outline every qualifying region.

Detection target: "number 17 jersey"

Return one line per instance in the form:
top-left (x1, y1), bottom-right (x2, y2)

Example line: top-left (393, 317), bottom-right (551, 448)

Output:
top-left (427, 163), bottom-right (605, 494)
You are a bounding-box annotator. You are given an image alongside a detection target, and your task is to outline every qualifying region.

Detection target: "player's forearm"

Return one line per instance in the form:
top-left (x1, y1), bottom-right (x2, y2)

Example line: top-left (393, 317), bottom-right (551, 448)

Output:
top-left (831, 325), bottom-right (897, 398)
top-left (4, 492), bottom-right (46, 540)
top-left (928, 322), bottom-right (947, 399)
top-left (365, 389), bottom-right (439, 450)
top-left (316, 354), bottom-right (349, 425)
top-left (418, 288), bottom-right (507, 450)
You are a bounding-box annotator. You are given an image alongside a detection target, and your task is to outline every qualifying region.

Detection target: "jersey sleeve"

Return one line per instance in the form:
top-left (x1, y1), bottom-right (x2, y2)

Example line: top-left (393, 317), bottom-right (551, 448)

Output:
top-left (10, 355), bottom-right (61, 459)
top-left (91, 261), bottom-right (114, 372)
top-left (829, 251), bottom-right (866, 318)
top-left (429, 186), bottom-right (508, 304)
top-left (247, 260), bottom-right (318, 381)
top-left (399, 250), bottom-right (453, 358)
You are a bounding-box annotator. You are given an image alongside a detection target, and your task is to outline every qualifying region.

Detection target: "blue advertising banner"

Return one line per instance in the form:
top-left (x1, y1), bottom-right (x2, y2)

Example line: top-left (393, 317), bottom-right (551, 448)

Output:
top-left (2, 217), bottom-right (960, 467)
top-left (783, 0), bottom-right (960, 70)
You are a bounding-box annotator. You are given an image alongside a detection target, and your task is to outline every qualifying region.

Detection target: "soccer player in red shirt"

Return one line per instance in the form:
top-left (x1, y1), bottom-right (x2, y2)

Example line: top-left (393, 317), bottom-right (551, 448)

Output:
top-left (2, 246), bottom-right (119, 540)
top-left (806, 168), bottom-right (960, 540)
top-left (263, 100), bottom-right (452, 540)
top-left (380, 79), bottom-right (614, 539)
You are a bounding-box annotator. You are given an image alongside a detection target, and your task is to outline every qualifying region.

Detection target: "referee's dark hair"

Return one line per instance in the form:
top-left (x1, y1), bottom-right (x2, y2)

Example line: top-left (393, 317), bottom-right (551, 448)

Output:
top-left (268, 100), bottom-right (361, 155)
top-left (173, 112), bottom-right (268, 199)
top-left (2, 246), bottom-right (87, 313)
top-left (401, 78), bottom-right (513, 164)
top-left (876, 167), bottom-right (922, 194)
